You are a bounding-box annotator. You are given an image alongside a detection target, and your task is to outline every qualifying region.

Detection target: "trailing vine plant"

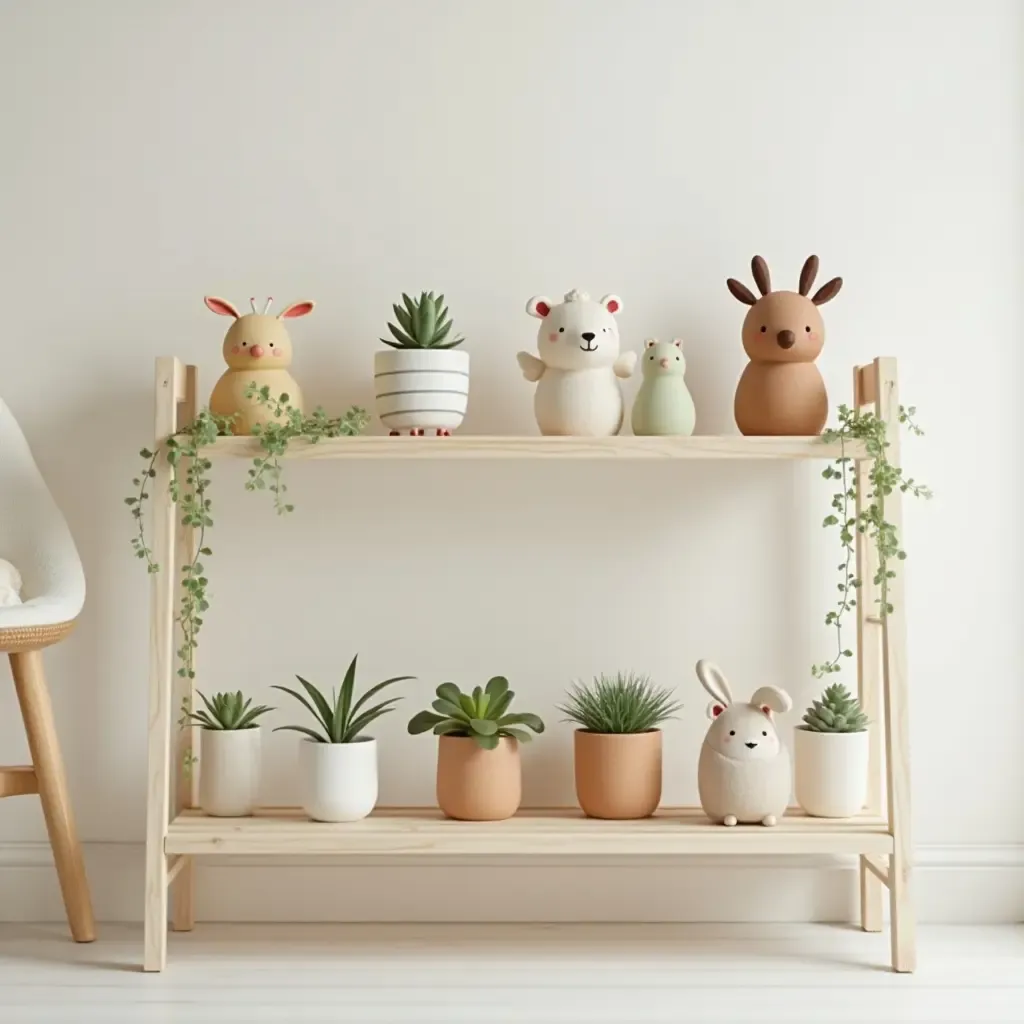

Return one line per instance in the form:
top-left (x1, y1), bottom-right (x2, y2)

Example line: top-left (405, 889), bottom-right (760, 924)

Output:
top-left (813, 391), bottom-right (931, 680)
top-left (127, 387), bottom-right (369, 768)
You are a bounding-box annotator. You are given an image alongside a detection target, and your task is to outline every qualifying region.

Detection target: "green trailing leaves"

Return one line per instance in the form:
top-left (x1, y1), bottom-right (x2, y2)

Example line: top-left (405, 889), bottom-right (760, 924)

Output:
top-left (813, 397), bottom-right (932, 681)
top-left (407, 679), bottom-right (544, 750)
top-left (800, 683), bottom-right (869, 733)
top-left (272, 656), bottom-right (415, 744)
top-left (381, 290), bottom-right (465, 349)
top-left (128, 388), bottom-right (370, 772)
top-left (557, 673), bottom-right (682, 734)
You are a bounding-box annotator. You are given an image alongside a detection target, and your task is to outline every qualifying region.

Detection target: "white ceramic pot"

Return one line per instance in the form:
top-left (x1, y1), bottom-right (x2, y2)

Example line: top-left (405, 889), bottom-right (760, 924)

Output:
top-left (198, 728), bottom-right (261, 817)
top-left (373, 348), bottom-right (469, 433)
top-left (794, 728), bottom-right (869, 818)
top-left (298, 737), bottom-right (378, 822)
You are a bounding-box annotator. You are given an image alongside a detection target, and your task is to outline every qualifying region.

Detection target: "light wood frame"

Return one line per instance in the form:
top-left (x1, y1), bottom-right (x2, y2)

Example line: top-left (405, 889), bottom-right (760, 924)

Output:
top-left (143, 356), bottom-right (914, 973)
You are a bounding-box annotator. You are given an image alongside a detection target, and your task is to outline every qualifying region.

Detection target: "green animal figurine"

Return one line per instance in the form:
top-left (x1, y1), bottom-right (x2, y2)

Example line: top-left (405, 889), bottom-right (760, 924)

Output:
top-left (631, 338), bottom-right (696, 436)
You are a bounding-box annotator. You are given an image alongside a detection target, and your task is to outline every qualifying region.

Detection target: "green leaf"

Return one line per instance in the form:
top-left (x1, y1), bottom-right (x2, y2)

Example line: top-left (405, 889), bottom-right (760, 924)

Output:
top-left (408, 710), bottom-right (445, 734)
top-left (295, 676), bottom-right (334, 735)
top-left (498, 712), bottom-right (544, 734)
top-left (433, 720), bottom-right (467, 735)
top-left (436, 682), bottom-right (463, 707)
top-left (343, 697), bottom-right (404, 741)
top-left (484, 676), bottom-right (509, 701)
top-left (474, 732), bottom-right (500, 751)
top-left (500, 727), bottom-right (534, 744)
top-left (271, 684), bottom-right (329, 734)
top-left (273, 724), bottom-right (327, 743)
top-left (458, 693), bottom-right (478, 719)
top-left (349, 675), bottom-right (415, 721)
top-left (432, 698), bottom-right (469, 721)
top-left (335, 654), bottom-right (358, 743)
top-left (470, 718), bottom-right (498, 736)
top-left (387, 322), bottom-right (417, 347)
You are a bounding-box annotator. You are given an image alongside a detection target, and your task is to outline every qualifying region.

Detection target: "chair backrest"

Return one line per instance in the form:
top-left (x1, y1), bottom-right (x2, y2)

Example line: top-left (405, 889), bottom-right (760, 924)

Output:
top-left (0, 398), bottom-right (85, 621)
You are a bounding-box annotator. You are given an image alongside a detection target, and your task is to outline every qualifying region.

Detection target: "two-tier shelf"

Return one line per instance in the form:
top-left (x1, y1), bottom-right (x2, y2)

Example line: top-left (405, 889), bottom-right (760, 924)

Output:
top-left (143, 355), bottom-right (914, 973)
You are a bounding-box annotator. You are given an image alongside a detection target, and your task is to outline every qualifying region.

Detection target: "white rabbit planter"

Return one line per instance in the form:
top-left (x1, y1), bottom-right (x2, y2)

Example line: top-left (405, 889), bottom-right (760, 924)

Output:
top-left (695, 660), bottom-right (793, 827)
top-left (517, 289), bottom-right (636, 436)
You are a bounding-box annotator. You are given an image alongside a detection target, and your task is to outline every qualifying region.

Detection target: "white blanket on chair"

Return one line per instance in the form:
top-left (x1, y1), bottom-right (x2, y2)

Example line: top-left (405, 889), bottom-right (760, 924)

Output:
top-left (0, 559), bottom-right (23, 605)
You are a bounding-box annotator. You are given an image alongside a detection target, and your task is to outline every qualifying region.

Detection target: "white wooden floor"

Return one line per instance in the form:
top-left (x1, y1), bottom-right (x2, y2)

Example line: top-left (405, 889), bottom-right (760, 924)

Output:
top-left (0, 923), bottom-right (1021, 1022)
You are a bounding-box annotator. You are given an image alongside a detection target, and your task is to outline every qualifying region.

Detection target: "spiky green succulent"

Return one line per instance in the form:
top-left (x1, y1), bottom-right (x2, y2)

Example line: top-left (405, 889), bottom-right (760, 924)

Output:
top-left (381, 291), bottom-right (464, 349)
top-left (407, 677), bottom-right (544, 750)
top-left (557, 672), bottom-right (682, 734)
top-left (184, 690), bottom-right (273, 730)
top-left (272, 655), bottom-right (415, 744)
top-left (800, 682), bottom-right (869, 733)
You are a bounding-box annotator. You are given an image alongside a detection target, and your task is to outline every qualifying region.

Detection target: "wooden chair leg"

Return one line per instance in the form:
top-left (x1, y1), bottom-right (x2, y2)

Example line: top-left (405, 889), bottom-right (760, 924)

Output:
top-left (10, 649), bottom-right (96, 943)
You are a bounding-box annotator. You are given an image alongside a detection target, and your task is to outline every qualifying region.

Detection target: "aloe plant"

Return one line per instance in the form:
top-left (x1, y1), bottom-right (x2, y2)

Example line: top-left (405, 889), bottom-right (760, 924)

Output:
top-left (184, 690), bottom-right (273, 730)
top-left (272, 655), bottom-right (414, 743)
top-left (407, 677), bottom-right (544, 750)
top-left (381, 291), bottom-right (464, 349)
top-left (800, 682), bottom-right (869, 733)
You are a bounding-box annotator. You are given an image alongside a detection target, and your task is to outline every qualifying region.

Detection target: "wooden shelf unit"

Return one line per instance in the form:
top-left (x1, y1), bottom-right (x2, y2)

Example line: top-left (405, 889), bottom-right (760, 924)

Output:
top-left (144, 355), bottom-right (914, 974)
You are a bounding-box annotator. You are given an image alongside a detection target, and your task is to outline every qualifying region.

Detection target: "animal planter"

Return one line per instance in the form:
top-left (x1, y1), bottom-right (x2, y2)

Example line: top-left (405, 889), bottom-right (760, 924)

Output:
top-left (631, 339), bottom-right (696, 436)
top-left (517, 289), bottom-right (636, 436)
top-left (695, 659), bottom-right (793, 827)
top-left (726, 255), bottom-right (842, 436)
top-left (205, 296), bottom-right (313, 436)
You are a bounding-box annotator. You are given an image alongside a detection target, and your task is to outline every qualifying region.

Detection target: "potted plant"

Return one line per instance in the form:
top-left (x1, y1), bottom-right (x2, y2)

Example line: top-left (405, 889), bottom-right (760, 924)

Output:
top-left (407, 677), bottom-right (543, 821)
top-left (273, 656), bottom-right (414, 822)
top-left (558, 672), bottom-right (682, 819)
top-left (375, 290), bottom-right (468, 436)
top-left (794, 682), bottom-right (869, 818)
top-left (184, 690), bottom-right (273, 817)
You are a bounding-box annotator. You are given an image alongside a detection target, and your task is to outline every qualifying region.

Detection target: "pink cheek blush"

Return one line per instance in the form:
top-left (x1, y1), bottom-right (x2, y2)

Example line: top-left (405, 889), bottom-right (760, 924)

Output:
top-left (809, 332), bottom-right (820, 343)
top-left (231, 345), bottom-right (240, 354)
top-left (723, 734), bottom-right (731, 744)
top-left (548, 332), bottom-right (559, 343)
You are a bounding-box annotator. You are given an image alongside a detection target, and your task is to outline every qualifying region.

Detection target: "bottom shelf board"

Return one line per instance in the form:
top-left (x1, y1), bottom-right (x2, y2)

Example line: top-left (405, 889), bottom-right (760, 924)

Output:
top-left (166, 807), bottom-right (893, 857)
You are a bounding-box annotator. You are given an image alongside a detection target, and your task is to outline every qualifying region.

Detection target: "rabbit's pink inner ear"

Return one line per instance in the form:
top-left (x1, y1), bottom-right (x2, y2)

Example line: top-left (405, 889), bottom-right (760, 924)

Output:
top-left (714, 705), bottom-right (724, 717)
top-left (761, 705), bottom-right (772, 717)
top-left (204, 296), bottom-right (240, 318)
top-left (278, 301), bottom-right (314, 319)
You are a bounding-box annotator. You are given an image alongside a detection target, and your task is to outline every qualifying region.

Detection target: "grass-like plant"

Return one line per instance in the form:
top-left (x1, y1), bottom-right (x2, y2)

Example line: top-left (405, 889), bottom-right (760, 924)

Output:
top-left (557, 672), bottom-right (682, 734)
top-left (272, 655), bottom-right (414, 744)
top-left (183, 690), bottom-right (273, 730)
top-left (407, 677), bottom-right (544, 750)
top-left (381, 291), bottom-right (464, 349)
top-left (799, 682), bottom-right (869, 733)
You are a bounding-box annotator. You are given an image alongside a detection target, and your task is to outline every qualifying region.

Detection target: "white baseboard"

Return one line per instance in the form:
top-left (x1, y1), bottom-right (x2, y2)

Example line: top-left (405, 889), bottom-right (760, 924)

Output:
top-left (1, 842), bottom-right (1021, 925)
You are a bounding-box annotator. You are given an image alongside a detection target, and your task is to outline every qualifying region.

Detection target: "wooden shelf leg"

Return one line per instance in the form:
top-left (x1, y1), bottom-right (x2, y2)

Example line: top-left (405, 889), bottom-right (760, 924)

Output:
top-left (853, 364), bottom-right (884, 934)
top-left (144, 358), bottom-right (183, 972)
top-left (170, 365), bottom-right (199, 935)
top-left (10, 650), bottom-right (96, 943)
top-left (874, 357), bottom-right (916, 973)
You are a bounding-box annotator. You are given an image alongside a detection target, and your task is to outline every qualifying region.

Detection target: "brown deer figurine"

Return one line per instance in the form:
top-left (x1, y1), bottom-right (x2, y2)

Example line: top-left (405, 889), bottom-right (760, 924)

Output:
top-left (727, 255), bottom-right (842, 436)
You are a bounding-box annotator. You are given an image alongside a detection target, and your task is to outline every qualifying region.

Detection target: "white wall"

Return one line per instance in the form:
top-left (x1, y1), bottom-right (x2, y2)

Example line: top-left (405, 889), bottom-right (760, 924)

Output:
top-left (1, 0), bottom-right (1021, 924)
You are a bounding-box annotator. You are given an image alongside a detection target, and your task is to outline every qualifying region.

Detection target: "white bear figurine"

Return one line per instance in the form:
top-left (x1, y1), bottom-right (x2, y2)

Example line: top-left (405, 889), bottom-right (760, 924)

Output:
top-left (695, 659), bottom-right (793, 827)
top-left (517, 289), bottom-right (637, 436)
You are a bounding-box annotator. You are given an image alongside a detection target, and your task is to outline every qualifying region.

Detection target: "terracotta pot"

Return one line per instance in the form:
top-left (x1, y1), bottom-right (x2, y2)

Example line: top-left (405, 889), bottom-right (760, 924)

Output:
top-left (573, 729), bottom-right (662, 819)
top-left (436, 735), bottom-right (521, 821)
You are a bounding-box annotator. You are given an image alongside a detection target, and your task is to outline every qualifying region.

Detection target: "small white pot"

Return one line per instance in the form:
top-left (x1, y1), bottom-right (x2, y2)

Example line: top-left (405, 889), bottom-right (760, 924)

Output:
top-left (198, 728), bottom-right (261, 817)
top-left (373, 348), bottom-right (469, 433)
top-left (794, 728), bottom-right (869, 818)
top-left (298, 737), bottom-right (378, 822)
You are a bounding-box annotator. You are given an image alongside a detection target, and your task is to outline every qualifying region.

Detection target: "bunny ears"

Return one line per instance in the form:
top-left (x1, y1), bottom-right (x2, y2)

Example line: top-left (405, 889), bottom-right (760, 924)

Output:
top-left (644, 338), bottom-right (684, 350)
top-left (695, 659), bottom-right (792, 719)
top-left (204, 296), bottom-right (315, 320)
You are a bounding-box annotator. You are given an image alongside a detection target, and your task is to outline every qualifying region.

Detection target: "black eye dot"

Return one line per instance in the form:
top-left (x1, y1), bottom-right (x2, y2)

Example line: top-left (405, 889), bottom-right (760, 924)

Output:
top-left (675, 355), bottom-right (680, 360)
top-left (805, 326), bottom-right (811, 332)
top-left (762, 730), bottom-right (767, 736)
top-left (241, 341), bottom-right (247, 346)
top-left (648, 354), bottom-right (653, 360)
top-left (759, 326), bottom-right (766, 333)
top-left (558, 327), bottom-right (564, 333)
top-left (729, 730), bottom-right (736, 736)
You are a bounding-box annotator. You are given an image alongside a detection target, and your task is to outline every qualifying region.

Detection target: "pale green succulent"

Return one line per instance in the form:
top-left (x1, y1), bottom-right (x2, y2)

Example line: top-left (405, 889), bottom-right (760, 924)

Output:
top-left (184, 690), bottom-right (273, 730)
top-left (381, 291), bottom-right (464, 349)
top-left (800, 682), bottom-right (869, 733)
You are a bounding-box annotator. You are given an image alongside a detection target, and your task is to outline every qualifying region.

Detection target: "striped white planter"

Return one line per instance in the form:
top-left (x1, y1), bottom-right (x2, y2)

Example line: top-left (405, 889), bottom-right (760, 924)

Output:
top-left (373, 349), bottom-right (469, 433)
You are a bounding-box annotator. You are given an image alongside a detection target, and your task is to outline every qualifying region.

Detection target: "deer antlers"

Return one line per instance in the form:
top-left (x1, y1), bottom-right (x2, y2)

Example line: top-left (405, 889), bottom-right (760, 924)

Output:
top-left (727, 255), bottom-right (843, 306)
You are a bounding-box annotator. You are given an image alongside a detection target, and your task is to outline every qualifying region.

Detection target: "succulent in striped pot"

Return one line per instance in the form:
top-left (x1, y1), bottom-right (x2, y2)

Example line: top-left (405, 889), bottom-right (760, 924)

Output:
top-left (374, 291), bottom-right (469, 437)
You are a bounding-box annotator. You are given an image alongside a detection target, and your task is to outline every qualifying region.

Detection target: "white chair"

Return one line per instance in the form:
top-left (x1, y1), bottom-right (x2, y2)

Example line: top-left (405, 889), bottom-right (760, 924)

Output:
top-left (0, 398), bottom-right (95, 941)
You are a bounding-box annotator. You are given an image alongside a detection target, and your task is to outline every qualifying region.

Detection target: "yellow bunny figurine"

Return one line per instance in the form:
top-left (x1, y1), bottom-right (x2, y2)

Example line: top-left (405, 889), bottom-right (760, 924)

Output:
top-left (206, 295), bottom-right (312, 435)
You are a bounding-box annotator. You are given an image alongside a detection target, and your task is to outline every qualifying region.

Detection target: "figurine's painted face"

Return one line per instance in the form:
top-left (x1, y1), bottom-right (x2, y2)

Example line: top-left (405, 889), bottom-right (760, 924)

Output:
top-left (704, 704), bottom-right (780, 762)
top-left (204, 297), bottom-right (314, 371)
top-left (740, 291), bottom-right (825, 365)
top-left (526, 290), bottom-right (623, 371)
top-left (641, 339), bottom-right (686, 378)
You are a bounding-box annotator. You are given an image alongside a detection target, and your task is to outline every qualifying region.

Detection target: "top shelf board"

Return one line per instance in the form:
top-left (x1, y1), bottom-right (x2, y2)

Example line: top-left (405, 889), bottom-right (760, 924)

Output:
top-left (207, 434), bottom-right (864, 461)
